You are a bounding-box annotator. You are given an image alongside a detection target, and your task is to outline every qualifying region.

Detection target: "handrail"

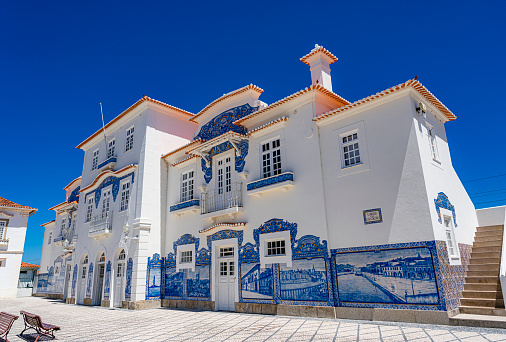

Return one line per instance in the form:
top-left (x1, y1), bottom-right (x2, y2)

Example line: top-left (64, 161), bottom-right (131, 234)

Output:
top-left (89, 213), bottom-right (112, 235)
top-left (201, 182), bottom-right (242, 214)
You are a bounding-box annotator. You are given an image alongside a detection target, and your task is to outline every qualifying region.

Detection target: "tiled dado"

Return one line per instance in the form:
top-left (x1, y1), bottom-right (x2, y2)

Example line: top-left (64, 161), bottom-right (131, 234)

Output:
top-left (435, 241), bottom-right (472, 311)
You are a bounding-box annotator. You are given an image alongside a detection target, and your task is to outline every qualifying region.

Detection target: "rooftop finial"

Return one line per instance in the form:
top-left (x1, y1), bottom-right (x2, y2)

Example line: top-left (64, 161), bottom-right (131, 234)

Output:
top-left (315, 44), bottom-right (320, 48)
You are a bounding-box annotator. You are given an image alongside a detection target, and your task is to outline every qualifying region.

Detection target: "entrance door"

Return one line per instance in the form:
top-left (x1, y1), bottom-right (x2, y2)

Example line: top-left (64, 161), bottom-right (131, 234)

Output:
top-left (114, 252), bottom-right (126, 307)
top-left (217, 247), bottom-right (235, 311)
top-left (63, 264), bottom-right (71, 299)
top-left (93, 263), bottom-right (105, 305)
top-left (78, 264), bottom-right (87, 304)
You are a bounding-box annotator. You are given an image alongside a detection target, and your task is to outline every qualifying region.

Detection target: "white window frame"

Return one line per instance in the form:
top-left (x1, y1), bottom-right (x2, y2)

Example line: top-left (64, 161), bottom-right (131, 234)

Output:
top-left (260, 137), bottom-right (282, 179)
top-left (335, 121), bottom-right (370, 178)
top-left (48, 231), bottom-right (52, 245)
top-left (340, 130), bottom-right (361, 168)
top-left (0, 220), bottom-right (7, 240)
top-left (107, 138), bottom-right (116, 159)
top-left (86, 196), bottom-right (94, 222)
top-left (176, 244), bottom-right (196, 271)
top-left (440, 208), bottom-right (460, 265)
top-left (180, 170), bottom-right (195, 202)
top-left (101, 187), bottom-right (112, 219)
top-left (125, 126), bottom-right (135, 152)
top-left (259, 231), bottom-right (292, 268)
top-left (266, 239), bottom-right (286, 256)
top-left (91, 149), bottom-right (99, 171)
top-left (216, 155), bottom-right (233, 195)
top-left (426, 123), bottom-right (440, 163)
top-left (60, 217), bottom-right (66, 235)
top-left (120, 180), bottom-right (131, 212)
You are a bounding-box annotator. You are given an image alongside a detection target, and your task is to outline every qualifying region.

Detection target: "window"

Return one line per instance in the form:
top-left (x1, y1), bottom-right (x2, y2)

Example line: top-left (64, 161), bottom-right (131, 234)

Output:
top-left (125, 126), bottom-right (134, 152)
top-left (444, 216), bottom-right (458, 257)
top-left (86, 197), bottom-right (94, 222)
top-left (219, 247), bottom-right (234, 257)
top-left (120, 182), bottom-right (131, 211)
top-left (118, 250), bottom-right (126, 260)
top-left (55, 266), bottom-right (60, 274)
top-left (180, 250), bottom-right (192, 263)
top-left (217, 157), bottom-right (231, 195)
top-left (261, 139), bottom-right (282, 178)
top-left (107, 139), bottom-right (116, 158)
top-left (101, 189), bottom-right (111, 219)
top-left (340, 132), bottom-right (361, 168)
top-left (220, 261), bottom-right (234, 276)
top-left (92, 149), bottom-right (99, 170)
top-left (71, 213), bottom-right (77, 233)
top-left (427, 125), bottom-right (439, 161)
top-left (0, 220), bottom-right (6, 239)
top-left (267, 239), bottom-right (286, 256)
top-left (99, 253), bottom-right (105, 262)
top-left (116, 263), bottom-right (124, 277)
top-left (181, 171), bottom-right (194, 202)
top-left (61, 218), bottom-right (66, 234)
top-left (48, 231), bottom-right (52, 245)
top-left (82, 266), bottom-right (87, 279)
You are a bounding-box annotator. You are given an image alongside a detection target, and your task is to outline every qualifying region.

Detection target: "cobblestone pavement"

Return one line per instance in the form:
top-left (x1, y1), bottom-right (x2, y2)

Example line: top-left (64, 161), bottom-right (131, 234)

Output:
top-left (1, 298), bottom-right (506, 342)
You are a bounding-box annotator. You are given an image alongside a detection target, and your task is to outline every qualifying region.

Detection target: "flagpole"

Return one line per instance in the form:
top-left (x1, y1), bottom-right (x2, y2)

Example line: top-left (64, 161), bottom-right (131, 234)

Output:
top-left (100, 103), bottom-right (107, 143)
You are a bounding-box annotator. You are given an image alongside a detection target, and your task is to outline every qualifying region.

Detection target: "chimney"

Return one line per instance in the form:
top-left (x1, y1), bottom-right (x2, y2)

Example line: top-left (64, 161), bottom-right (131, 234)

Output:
top-left (300, 44), bottom-right (338, 92)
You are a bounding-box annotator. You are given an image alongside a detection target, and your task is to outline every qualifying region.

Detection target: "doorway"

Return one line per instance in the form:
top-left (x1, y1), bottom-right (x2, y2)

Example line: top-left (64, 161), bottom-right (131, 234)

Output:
top-left (63, 264), bottom-right (71, 300)
top-left (216, 246), bottom-right (235, 311)
top-left (114, 249), bottom-right (126, 308)
top-left (93, 253), bottom-right (106, 306)
top-left (78, 255), bottom-right (88, 304)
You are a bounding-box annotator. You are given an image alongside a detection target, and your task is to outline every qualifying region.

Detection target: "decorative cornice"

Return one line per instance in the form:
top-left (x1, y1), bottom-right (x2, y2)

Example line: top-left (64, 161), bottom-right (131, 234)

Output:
top-left (170, 156), bottom-right (198, 167)
top-left (300, 45), bottom-right (338, 66)
top-left (247, 117), bottom-right (288, 136)
top-left (80, 164), bottom-right (137, 193)
top-left (0, 211), bottom-right (13, 218)
top-left (199, 222), bottom-right (247, 234)
top-left (63, 176), bottom-right (81, 190)
top-left (161, 139), bottom-right (204, 160)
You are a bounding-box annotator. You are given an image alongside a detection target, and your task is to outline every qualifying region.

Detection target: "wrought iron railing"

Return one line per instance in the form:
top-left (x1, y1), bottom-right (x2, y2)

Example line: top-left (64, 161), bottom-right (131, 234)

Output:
top-left (89, 213), bottom-right (112, 236)
top-left (201, 182), bottom-right (242, 215)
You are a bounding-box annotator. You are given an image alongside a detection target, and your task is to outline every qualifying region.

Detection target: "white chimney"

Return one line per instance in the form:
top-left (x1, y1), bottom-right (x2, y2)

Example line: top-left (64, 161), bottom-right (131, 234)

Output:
top-left (300, 44), bottom-right (338, 92)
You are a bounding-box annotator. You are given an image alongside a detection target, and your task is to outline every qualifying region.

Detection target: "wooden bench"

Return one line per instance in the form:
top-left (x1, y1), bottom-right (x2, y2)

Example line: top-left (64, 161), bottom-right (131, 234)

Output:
top-left (0, 312), bottom-right (19, 342)
top-left (20, 311), bottom-right (60, 342)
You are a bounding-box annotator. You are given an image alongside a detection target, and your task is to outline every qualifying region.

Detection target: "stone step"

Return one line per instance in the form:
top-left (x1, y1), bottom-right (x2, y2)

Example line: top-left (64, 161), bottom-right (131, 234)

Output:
top-left (477, 225), bottom-right (505, 232)
top-left (469, 257), bottom-right (501, 265)
top-left (468, 264), bottom-right (500, 272)
top-left (475, 229), bottom-right (503, 238)
top-left (464, 283), bottom-right (502, 291)
top-left (474, 235), bottom-right (503, 243)
top-left (459, 306), bottom-right (506, 316)
top-left (462, 290), bottom-right (503, 299)
top-left (466, 270), bottom-right (500, 277)
top-left (473, 241), bottom-right (502, 248)
top-left (460, 298), bottom-right (504, 308)
top-left (470, 246), bottom-right (501, 253)
top-left (471, 251), bottom-right (502, 259)
top-left (464, 276), bottom-right (500, 284)
top-left (450, 313), bottom-right (506, 329)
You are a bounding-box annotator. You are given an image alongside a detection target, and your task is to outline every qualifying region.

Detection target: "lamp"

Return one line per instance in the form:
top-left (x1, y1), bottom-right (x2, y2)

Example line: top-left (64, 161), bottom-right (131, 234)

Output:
top-left (123, 222), bottom-right (131, 235)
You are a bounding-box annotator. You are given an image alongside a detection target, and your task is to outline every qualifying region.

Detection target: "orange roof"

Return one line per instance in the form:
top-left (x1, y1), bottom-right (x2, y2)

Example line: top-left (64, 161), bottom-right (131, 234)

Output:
top-left (247, 117), bottom-right (289, 136)
top-left (63, 176), bottom-right (81, 190)
top-left (170, 156), bottom-right (199, 167)
top-left (300, 45), bottom-right (338, 66)
top-left (77, 96), bottom-right (195, 149)
top-left (21, 262), bottom-right (40, 269)
top-left (190, 84), bottom-right (264, 123)
top-left (48, 201), bottom-right (77, 211)
top-left (40, 220), bottom-right (55, 227)
top-left (314, 79), bottom-right (457, 123)
top-left (234, 84), bottom-right (349, 125)
top-left (161, 139), bottom-right (204, 159)
top-left (0, 197), bottom-right (37, 213)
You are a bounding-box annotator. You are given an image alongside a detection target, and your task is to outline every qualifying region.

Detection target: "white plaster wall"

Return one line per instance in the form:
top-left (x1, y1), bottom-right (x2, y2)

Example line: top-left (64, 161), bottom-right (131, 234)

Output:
top-left (39, 223), bottom-right (54, 272)
top-left (318, 95), bottom-right (435, 249)
top-left (476, 206), bottom-right (506, 227)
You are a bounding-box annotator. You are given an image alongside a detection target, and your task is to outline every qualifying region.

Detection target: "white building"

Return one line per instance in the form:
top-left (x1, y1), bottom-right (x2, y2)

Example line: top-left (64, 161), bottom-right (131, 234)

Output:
top-left (36, 45), bottom-right (502, 323)
top-left (0, 197), bottom-right (37, 298)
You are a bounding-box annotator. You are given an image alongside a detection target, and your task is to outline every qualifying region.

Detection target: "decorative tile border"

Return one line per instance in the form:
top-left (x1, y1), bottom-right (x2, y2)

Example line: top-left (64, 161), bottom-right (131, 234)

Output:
top-left (170, 199), bottom-right (200, 212)
top-left (200, 140), bottom-right (249, 183)
top-left (86, 262), bottom-right (94, 299)
top-left (247, 172), bottom-right (294, 191)
top-left (84, 172), bottom-right (135, 209)
top-left (435, 192), bottom-right (457, 227)
top-left (125, 258), bottom-right (133, 301)
top-left (104, 261), bottom-right (112, 300)
top-left (97, 157), bottom-right (117, 170)
top-left (173, 234), bottom-right (199, 254)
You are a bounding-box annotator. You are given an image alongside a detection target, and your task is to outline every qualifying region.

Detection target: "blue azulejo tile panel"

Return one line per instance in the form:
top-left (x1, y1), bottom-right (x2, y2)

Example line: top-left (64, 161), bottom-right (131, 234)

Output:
top-left (280, 258), bottom-right (329, 302)
top-left (247, 172), bottom-right (294, 191)
top-left (165, 268), bottom-right (184, 297)
top-left (146, 254), bottom-right (162, 300)
top-left (170, 199), bottom-right (200, 212)
top-left (187, 265), bottom-right (210, 298)
top-left (334, 247), bottom-right (439, 306)
top-left (241, 263), bottom-right (273, 300)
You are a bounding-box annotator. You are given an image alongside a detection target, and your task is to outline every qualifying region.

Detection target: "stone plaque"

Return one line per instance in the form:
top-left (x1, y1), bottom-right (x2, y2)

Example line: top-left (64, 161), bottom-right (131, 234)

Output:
top-left (363, 208), bottom-right (382, 225)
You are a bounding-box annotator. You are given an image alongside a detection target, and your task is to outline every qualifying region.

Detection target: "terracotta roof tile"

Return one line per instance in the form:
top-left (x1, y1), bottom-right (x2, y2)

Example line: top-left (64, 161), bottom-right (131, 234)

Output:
top-left (300, 45), bottom-right (338, 66)
top-left (21, 262), bottom-right (40, 269)
top-left (0, 197), bottom-right (37, 212)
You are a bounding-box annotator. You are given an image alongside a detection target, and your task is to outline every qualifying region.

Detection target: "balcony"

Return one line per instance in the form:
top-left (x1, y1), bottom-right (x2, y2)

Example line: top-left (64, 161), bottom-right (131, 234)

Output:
top-left (247, 172), bottom-right (294, 197)
top-left (88, 214), bottom-right (112, 239)
top-left (170, 199), bottom-right (200, 216)
top-left (53, 235), bottom-right (65, 246)
top-left (201, 182), bottom-right (243, 222)
top-left (98, 157), bottom-right (117, 171)
top-left (0, 239), bottom-right (8, 248)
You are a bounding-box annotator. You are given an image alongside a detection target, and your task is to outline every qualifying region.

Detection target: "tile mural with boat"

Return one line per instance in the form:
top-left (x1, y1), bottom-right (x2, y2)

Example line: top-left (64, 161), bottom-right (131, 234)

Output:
top-left (334, 247), bottom-right (439, 305)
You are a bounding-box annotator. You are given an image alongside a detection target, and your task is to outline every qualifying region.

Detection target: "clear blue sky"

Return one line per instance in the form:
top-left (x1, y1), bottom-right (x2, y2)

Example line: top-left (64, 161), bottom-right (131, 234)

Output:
top-left (1, 1), bottom-right (504, 265)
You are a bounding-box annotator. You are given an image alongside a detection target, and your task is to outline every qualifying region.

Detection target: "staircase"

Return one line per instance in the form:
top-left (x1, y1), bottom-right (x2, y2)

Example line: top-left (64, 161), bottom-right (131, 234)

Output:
top-left (459, 225), bottom-right (505, 315)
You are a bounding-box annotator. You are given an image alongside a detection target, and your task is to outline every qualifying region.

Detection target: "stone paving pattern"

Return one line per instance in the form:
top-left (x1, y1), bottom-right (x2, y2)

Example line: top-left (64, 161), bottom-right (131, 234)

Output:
top-left (1, 298), bottom-right (506, 341)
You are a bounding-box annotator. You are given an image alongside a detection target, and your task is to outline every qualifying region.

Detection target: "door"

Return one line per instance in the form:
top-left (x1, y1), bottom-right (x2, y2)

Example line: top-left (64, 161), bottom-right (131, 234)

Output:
top-left (78, 265), bottom-right (87, 304)
top-left (63, 264), bottom-right (71, 299)
top-left (216, 157), bottom-right (232, 211)
top-left (217, 247), bottom-right (235, 311)
top-left (94, 264), bottom-right (105, 305)
top-left (114, 261), bottom-right (125, 307)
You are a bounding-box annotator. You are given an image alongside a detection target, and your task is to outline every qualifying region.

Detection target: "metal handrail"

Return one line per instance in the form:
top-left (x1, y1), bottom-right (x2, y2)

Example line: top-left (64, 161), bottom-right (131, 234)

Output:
top-left (89, 213), bottom-right (112, 234)
top-left (201, 182), bottom-right (242, 214)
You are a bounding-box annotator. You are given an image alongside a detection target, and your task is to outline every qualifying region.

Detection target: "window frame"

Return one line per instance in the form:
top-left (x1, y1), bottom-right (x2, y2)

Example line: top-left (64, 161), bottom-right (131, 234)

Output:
top-left (180, 169), bottom-right (195, 203)
top-left (335, 121), bottom-right (370, 178)
top-left (266, 239), bottom-right (286, 257)
top-left (48, 231), bottom-right (52, 245)
top-left (440, 208), bottom-right (461, 265)
top-left (260, 137), bottom-right (283, 179)
top-left (125, 126), bottom-right (135, 152)
top-left (85, 196), bottom-right (94, 222)
top-left (0, 219), bottom-right (8, 240)
top-left (120, 180), bottom-right (131, 212)
top-left (216, 155), bottom-right (233, 195)
top-left (426, 123), bottom-right (440, 163)
top-left (107, 138), bottom-right (116, 159)
top-left (340, 130), bottom-right (361, 169)
top-left (259, 231), bottom-right (292, 268)
top-left (91, 149), bottom-right (100, 171)
top-left (176, 244), bottom-right (196, 271)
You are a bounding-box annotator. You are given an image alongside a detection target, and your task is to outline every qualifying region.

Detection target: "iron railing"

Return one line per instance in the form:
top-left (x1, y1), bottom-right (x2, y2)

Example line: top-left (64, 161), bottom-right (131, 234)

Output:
top-left (201, 182), bottom-right (242, 215)
top-left (89, 213), bottom-right (112, 236)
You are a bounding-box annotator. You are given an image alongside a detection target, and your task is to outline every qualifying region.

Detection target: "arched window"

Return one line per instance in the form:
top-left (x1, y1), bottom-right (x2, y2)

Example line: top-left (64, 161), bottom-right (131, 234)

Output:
top-left (83, 256), bottom-right (88, 264)
top-left (99, 253), bottom-right (105, 263)
top-left (118, 250), bottom-right (125, 260)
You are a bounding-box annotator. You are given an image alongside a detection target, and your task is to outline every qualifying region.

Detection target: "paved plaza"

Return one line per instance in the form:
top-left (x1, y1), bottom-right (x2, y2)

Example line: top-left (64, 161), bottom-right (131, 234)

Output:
top-left (1, 298), bottom-right (506, 341)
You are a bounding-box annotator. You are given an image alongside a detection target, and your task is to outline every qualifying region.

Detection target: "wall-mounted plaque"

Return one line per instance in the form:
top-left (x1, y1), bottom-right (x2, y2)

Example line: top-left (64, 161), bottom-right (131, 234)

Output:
top-left (363, 208), bottom-right (382, 225)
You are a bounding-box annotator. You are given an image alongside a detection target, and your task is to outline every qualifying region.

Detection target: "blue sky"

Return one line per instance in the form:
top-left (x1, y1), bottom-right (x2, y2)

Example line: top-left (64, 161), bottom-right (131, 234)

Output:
top-left (1, 1), bottom-right (505, 265)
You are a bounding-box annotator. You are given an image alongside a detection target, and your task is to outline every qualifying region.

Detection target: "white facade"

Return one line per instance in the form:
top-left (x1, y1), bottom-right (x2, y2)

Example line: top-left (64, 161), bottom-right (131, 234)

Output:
top-left (0, 198), bottom-right (37, 298)
top-left (38, 46), bottom-right (482, 317)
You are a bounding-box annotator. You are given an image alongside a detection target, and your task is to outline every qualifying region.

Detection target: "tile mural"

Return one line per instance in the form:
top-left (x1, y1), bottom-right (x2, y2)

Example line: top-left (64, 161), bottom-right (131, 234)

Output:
top-left (280, 258), bottom-right (329, 302)
top-left (335, 247), bottom-right (439, 305)
top-left (241, 263), bottom-right (273, 300)
top-left (165, 267), bottom-right (184, 297)
top-left (187, 265), bottom-right (210, 298)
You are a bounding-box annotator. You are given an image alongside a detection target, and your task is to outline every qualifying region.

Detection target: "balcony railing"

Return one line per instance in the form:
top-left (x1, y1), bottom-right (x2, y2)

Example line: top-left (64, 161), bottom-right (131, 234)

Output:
top-left (0, 239), bottom-right (8, 246)
top-left (98, 157), bottom-right (117, 171)
top-left (89, 213), bottom-right (112, 237)
top-left (201, 182), bottom-right (242, 215)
